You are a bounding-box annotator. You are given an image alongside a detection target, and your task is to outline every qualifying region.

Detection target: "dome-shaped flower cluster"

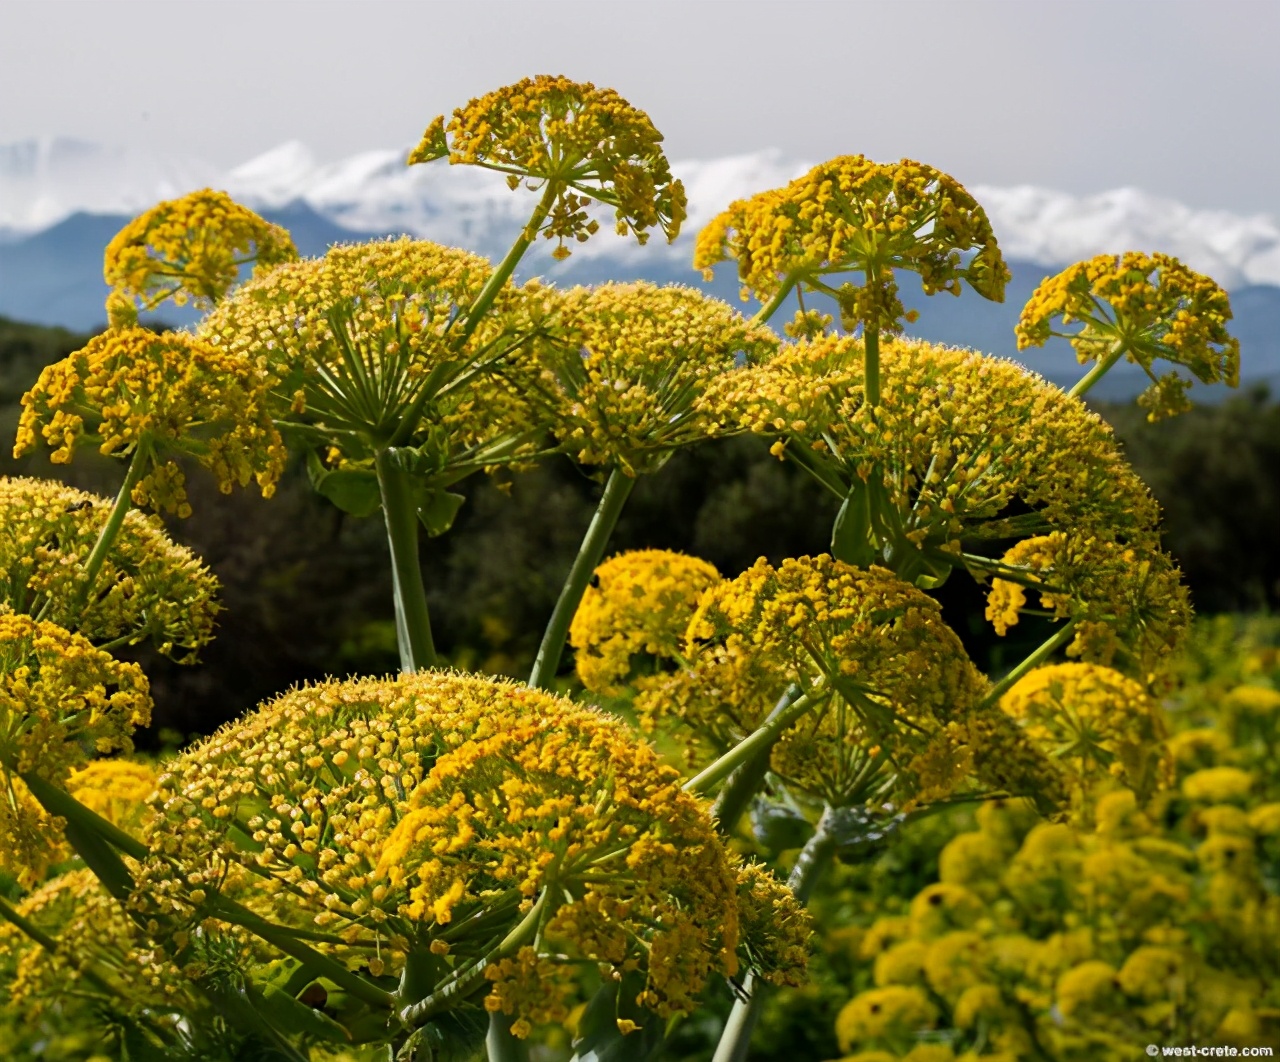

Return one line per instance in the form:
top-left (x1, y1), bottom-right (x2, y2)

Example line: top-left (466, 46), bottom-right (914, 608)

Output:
top-left (410, 75), bottom-right (686, 258)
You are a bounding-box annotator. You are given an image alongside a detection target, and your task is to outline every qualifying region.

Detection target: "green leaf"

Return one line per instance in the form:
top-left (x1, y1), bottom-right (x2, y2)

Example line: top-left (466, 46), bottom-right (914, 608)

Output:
top-left (308, 451), bottom-right (382, 518)
top-left (416, 490), bottom-right (466, 538)
top-left (571, 977), bottom-right (665, 1062)
top-left (831, 481), bottom-right (878, 568)
top-left (749, 798), bottom-right (814, 855)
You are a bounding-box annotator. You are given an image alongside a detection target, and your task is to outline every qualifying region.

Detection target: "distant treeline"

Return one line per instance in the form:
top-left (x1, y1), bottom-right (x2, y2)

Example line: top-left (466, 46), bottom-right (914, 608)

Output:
top-left (2, 315), bottom-right (1277, 743)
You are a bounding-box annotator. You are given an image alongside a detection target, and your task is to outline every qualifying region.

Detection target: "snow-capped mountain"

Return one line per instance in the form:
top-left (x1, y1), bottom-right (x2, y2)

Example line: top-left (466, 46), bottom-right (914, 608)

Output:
top-left (2, 137), bottom-right (1279, 397)
top-left (5, 137), bottom-right (1280, 287)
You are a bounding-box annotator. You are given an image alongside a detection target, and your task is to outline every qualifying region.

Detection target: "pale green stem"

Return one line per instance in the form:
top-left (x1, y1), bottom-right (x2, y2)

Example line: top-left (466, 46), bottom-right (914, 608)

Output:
top-left (78, 438), bottom-right (152, 608)
top-left (399, 891), bottom-right (548, 1026)
top-left (487, 1013), bottom-right (530, 1062)
top-left (684, 690), bottom-right (819, 797)
top-left (711, 810), bottom-right (839, 1062)
top-left (1067, 346), bottom-right (1126, 399)
top-left (710, 685), bottom-right (801, 834)
top-left (864, 325), bottom-right (881, 410)
top-left (528, 467), bottom-right (635, 690)
top-left (978, 620), bottom-right (1079, 711)
top-left (375, 449), bottom-right (437, 672)
top-left (749, 272), bottom-right (801, 328)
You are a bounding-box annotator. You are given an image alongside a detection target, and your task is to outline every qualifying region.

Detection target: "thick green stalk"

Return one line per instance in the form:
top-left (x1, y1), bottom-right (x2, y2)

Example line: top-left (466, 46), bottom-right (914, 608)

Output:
top-left (375, 449), bottom-right (437, 672)
top-left (487, 1013), bottom-right (530, 1062)
top-left (710, 685), bottom-right (801, 834)
top-left (1067, 346), bottom-right (1126, 400)
top-left (684, 690), bottom-right (818, 797)
top-left (864, 325), bottom-right (881, 409)
top-left (528, 467), bottom-right (635, 690)
top-left (78, 438), bottom-right (151, 607)
top-left (978, 620), bottom-right (1078, 711)
top-left (710, 811), bottom-right (839, 1062)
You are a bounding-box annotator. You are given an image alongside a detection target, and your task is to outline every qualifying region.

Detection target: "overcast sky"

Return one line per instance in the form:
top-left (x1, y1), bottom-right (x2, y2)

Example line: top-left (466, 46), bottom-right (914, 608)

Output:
top-left (2, 0), bottom-right (1276, 214)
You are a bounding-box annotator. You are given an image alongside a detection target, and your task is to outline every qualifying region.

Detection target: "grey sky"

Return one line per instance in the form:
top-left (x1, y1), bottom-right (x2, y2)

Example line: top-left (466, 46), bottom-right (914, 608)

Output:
top-left (2, 0), bottom-right (1277, 214)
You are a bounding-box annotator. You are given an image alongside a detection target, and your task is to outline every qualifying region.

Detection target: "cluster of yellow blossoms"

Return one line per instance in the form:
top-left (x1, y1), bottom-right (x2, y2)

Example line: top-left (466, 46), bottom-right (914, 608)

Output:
top-left (0, 613), bottom-right (151, 880)
top-left (103, 188), bottom-right (297, 314)
top-left (137, 671), bottom-right (808, 1036)
top-left (200, 237), bottom-right (537, 472)
top-left (411, 75), bottom-right (686, 258)
top-left (700, 335), bottom-right (1162, 570)
top-left (532, 282), bottom-right (777, 473)
top-left (984, 531), bottom-right (1191, 682)
top-left (0, 477), bottom-right (220, 659)
top-left (569, 549), bottom-right (722, 693)
top-left (1017, 252), bottom-right (1240, 420)
top-left (14, 326), bottom-right (285, 516)
top-left (695, 156), bottom-right (1009, 331)
top-left (832, 630), bottom-right (1280, 1062)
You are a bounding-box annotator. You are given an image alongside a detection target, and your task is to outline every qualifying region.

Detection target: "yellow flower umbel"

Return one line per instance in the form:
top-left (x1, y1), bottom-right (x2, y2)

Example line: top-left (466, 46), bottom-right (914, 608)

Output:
top-left (410, 75), bottom-right (686, 259)
top-left (532, 282), bottom-right (778, 475)
top-left (659, 554), bottom-right (1048, 809)
top-left (999, 663), bottom-right (1173, 802)
top-left (0, 477), bottom-right (220, 660)
top-left (14, 327), bottom-right (286, 517)
top-left (701, 334), bottom-right (1160, 587)
top-left (200, 238), bottom-right (538, 474)
top-left (984, 531), bottom-right (1191, 684)
top-left (0, 613), bottom-right (151, 882)
top-left (1016, 252), bottom-right (1240, 419)
top-left (695, 155), bottom-right (1008, 334)
top-left (570, 549), bottom-right (722, 695)
top-left (139, 671), bottom-right (799, 1035)
top-left (377, 715), bottom-right (744, 1034)
top-left (103, 189), bottom-right (297, 317)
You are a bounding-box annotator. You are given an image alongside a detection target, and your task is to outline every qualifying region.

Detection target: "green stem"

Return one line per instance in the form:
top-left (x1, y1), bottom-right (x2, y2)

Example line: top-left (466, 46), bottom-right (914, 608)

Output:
top-left (710, 685), bottom-right (801, 834)
top-left (711, 811), bottom-right (838, 1062)
top-left (375, 449), bottom-right (437, 672)
top-left (978, 620), bottom-right (1078, 711)
top-left (864, 325), bottom-right (881, 409)
top-left (749, 272), bottom-right (801, 328)
top-left (1067, 346), bottom-right (1126, 399)
top-left (0, 893), bottom-right (59, 951)
top-left (487, 1013), bottom-right (530, 1062)
top-left (528, 467), bottom-right (636, 690)
top-left (685, 690), bottom-right (819, 797)
top-left (400, 891), bottom-right (548, 1025)
top-left (20, 771), bottom-right (148, 859)
top-left (78, 438), bottom-right (151, 607)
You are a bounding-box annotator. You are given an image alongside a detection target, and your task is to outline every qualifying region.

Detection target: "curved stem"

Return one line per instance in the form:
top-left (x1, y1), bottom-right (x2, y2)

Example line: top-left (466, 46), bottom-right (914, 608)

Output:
top-left (375, 449), bottom-right (437, 672)
top-left (685, 689), bottom-right (820, 797)
top-left (528, 467), bottom-right (635, 690)
top-left (749, 272), bottom-right (801, 328)
top-left (978, 620), bottom-right (1078, 711)
top-left (78, 438), bottom-right (152, 608)
top-left (710, 685), bottom-right (801, 834)
top-left (711, 810), bottom-right (838, 1062)
top-left (1067, 345), bottom-right (1126, 399)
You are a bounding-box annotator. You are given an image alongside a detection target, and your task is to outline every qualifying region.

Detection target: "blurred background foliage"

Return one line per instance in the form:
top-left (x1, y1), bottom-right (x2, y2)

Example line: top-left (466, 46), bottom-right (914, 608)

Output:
top-left (3, 314), bottom-right (1278, 746)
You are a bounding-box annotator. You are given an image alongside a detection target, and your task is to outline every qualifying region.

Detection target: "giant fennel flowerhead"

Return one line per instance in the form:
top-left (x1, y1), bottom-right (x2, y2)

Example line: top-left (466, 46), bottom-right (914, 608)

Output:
top-left (700, 334), bottom-right (1161, 586)
top-left (14, 327), bottom-right (285, 517)
top-left (200, 238), bottom-right (541, 483)
top-left (0, 612), bottom-right (151, 882)
top-left (137, 671), bottom-right (807, 1038)
top-left (103, 189), bottom-right (297, 318)
top-left (1016, 252), bottom-right (1239, 420)
top-left (532, 282), bottom-right (777, 474)
top-left (695, 155), bottom-right (1008, 333)
top-left (984, 531), bottom-right (1191, 685)
top-left (410, 75), bottom-right (686, 259)
top-left (0, 477), bottom-right (219, 660)
top-left (999, 663), bottom-right (1173, 804)
top-left (570, 549), bottom-right (722, 695)
top-left (643, 554), bottom-right (1063, 810)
